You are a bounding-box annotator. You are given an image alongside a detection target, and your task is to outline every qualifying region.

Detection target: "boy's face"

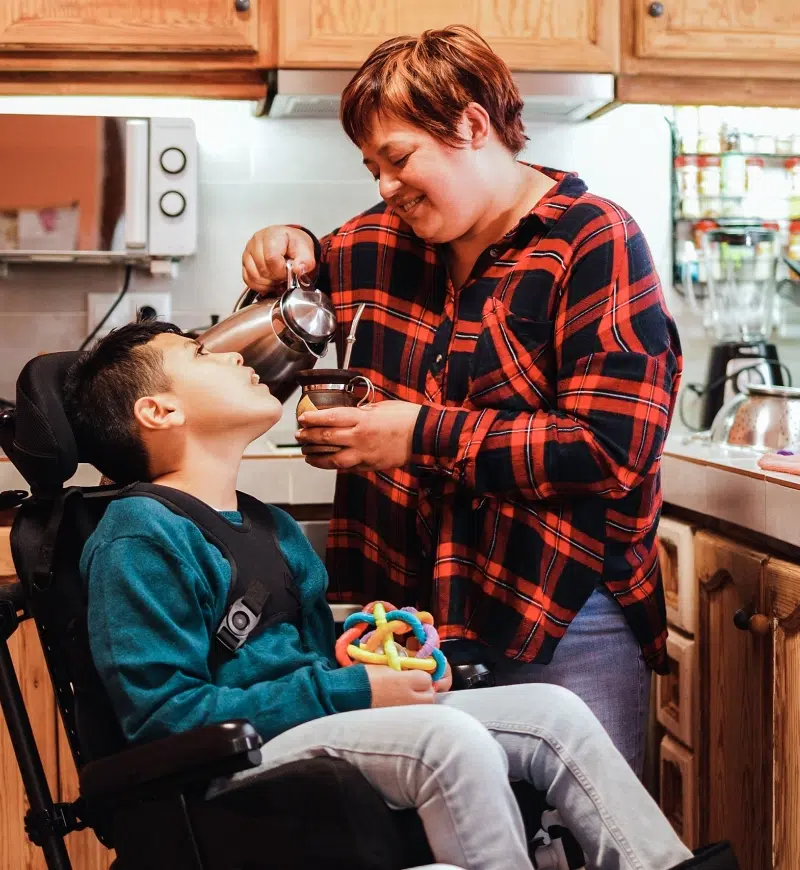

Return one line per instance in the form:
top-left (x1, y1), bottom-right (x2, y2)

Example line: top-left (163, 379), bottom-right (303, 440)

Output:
top-left (143, 333), bottom-right (282, 436)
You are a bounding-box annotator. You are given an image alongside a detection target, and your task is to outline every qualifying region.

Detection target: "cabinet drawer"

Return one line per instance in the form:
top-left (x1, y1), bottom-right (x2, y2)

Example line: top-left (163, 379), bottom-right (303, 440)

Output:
top-left (658, 517), bottom-right (697, 636)
top-left (659, 735), bottom-right (699, 850)
top-left (656, 631), bottom-right (697, 749)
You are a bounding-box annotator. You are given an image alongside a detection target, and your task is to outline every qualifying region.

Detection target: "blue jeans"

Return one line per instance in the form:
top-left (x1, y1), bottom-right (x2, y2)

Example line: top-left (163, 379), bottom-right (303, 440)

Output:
top-left (443, 586), bottom-right (651, 776)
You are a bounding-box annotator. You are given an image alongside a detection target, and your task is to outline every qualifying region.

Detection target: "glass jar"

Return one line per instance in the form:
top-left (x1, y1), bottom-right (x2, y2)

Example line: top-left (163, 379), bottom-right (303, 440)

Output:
top-left (698, 156), bottom-right (722, 197)
top-left (788, 221), bottom-right (800, 282)
top-left (746, 157), bottom-right (765, 192)
top-left (697, 106), bottom-right (723, 153)
top-left (693, 219), bottom-right (718, 282)
top-left (674, 105), bottom-right (700, 154)
top-left (675, 155), bottom-right (698, 197)
top-left (721, 152), bottom-right (747, 197)
top-left (788, 158), bottom-right (800, 219)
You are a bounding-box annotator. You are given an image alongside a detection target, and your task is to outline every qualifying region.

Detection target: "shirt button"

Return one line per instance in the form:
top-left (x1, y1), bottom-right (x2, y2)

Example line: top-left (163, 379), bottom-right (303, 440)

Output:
top-left (435, 353), bottom-right (443, 365)
top-left (489, 247), bottom-right (499, 258)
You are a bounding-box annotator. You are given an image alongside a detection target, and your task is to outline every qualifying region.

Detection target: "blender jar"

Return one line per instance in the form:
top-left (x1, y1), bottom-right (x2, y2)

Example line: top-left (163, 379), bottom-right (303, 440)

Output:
top-left (701, 228), bottom-right (779, 342)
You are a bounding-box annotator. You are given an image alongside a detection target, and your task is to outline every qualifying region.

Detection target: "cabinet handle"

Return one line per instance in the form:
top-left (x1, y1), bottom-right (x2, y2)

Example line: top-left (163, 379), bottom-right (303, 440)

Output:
top-left (234, 0), bottom-right (250, 11)
top-left (733, 609), bottom-right (771, 636)
top-left (648, 2), bottom-right (665, 16)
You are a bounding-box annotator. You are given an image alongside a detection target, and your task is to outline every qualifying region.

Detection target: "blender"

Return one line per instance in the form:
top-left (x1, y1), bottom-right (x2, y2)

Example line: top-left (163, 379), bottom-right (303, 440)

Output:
top-left (697, 227), bottom-right (784, 430)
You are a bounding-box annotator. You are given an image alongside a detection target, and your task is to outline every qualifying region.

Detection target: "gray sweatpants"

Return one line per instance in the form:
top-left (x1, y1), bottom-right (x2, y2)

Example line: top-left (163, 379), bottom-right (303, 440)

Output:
top-left (209, 684), bottom-right (692, 870)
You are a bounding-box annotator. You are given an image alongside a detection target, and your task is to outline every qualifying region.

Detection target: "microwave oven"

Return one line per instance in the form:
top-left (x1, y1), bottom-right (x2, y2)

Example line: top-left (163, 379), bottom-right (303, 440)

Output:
top-left (0, 114), bottom-right (197, 263)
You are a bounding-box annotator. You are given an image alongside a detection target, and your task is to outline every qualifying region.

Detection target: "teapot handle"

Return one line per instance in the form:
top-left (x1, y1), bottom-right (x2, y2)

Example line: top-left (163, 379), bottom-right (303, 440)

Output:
top-left (235, 261), bottom-right (305, 313)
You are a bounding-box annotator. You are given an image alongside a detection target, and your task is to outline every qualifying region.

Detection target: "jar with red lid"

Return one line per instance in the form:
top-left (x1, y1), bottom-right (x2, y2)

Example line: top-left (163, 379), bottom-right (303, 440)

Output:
top-left (675, 155), bottom-right (698, 197)
top-left (698, 156), bottom-right (722, 197)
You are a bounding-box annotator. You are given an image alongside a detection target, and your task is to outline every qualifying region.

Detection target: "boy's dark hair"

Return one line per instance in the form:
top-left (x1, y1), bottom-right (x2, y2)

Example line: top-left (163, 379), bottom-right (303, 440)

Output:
top-left (63, 319), bottom-right (183, 484)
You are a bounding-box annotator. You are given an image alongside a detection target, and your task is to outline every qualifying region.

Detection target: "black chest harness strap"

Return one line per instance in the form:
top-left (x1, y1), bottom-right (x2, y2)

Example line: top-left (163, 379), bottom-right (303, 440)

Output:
top-left (116, 483), bottom-right (302, 662)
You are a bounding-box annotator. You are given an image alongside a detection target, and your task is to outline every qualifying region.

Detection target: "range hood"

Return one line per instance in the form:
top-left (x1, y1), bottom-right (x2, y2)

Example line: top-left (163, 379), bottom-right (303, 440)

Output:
top-left (261, 69), bottom-right (616, 124)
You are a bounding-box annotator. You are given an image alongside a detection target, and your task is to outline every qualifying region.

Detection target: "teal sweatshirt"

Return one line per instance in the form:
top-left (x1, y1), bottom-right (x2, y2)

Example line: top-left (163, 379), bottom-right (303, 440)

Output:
top-left (80, 495), bottom-right (372, 745)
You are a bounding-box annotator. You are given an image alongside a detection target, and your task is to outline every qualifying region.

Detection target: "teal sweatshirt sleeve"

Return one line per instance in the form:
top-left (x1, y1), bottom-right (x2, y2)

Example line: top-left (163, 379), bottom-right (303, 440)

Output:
top-left (83, 500), bottom-right (371, 744)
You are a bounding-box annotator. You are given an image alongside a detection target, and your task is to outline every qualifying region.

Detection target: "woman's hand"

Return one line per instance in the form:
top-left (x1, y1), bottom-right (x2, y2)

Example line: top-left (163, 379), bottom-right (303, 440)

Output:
top-left (241, 226), bottom-right (316, 294)
top-left (296, 401), bottom-right (422, 471)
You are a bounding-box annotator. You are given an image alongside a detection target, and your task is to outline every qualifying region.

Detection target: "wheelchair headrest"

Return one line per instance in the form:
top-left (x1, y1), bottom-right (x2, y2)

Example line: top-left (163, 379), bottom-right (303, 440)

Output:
top-left (1, 351), bottom-right (84, 491)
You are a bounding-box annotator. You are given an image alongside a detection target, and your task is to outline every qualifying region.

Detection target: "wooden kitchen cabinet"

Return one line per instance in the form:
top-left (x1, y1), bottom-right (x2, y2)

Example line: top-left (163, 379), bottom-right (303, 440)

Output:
top-left (0, 0), bottom-right (277, 97)
top-left (634, 0), bottom-right (800, 64)
top-left (619, 0), bottom-right (800, 107)
top-left (764, 557), bottom-right (800, 870)
top-left (279, 0), bottom-right (620, 72)
top-left (695, 532), bottom-right (772, 870)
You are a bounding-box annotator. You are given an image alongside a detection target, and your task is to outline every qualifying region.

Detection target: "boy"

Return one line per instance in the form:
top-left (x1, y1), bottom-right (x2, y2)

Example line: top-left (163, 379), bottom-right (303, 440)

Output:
top-left (65, 320), bottom-right (727, 870)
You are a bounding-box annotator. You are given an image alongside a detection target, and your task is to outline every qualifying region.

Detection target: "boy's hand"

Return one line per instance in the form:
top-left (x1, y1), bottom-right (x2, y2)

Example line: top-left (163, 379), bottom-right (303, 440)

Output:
top-left (241, 225), bottom-right (316, 294)
top-left (434, 662), bottom-right (453, 693)
top-left (366, 666), bottom-right (436, 708)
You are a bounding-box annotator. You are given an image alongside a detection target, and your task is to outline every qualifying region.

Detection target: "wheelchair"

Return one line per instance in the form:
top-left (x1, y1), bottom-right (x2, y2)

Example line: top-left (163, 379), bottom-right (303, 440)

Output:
top-left (0, 350), bottom-right (548, 870)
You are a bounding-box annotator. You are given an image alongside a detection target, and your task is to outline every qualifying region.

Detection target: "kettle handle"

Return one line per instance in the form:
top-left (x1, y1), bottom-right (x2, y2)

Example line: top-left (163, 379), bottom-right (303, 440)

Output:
top-left (234, 262), bottom-right (304, 313)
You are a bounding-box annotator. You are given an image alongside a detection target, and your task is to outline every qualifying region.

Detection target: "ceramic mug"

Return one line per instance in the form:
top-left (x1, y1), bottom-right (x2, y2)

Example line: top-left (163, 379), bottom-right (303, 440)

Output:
top-left (296, 368), bottom-right (375, 454)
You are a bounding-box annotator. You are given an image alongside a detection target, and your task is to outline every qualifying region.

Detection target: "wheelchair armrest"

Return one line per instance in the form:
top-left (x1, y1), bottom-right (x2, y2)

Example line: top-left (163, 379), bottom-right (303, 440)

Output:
top-left (79, 719), bottom-right (263, 800)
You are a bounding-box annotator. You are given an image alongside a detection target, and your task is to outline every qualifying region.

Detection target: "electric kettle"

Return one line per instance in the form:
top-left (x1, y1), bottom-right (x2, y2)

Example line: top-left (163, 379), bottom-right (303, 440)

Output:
top-left (199, 263), bottom-right (337, 403)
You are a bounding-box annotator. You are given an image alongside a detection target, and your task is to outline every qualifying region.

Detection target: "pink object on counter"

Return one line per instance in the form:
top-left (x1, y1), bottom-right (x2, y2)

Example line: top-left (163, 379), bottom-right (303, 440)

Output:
top-left (758, 451), bottom-right (800, 474)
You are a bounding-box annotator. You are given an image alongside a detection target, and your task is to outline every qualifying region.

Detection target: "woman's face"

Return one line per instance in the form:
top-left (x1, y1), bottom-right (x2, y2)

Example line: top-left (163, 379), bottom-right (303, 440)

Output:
top-left (360, 112), bottom-right (488, 244)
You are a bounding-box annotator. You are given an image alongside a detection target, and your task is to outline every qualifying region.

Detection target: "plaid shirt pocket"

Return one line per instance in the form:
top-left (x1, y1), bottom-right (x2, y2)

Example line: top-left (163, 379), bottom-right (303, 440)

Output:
top-left (467, 297), bottom-right (556, 412)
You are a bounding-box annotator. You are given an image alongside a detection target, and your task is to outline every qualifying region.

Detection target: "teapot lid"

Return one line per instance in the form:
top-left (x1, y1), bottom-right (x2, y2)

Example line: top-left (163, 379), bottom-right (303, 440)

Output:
top-left (280, 270), bottom-right (337, 344)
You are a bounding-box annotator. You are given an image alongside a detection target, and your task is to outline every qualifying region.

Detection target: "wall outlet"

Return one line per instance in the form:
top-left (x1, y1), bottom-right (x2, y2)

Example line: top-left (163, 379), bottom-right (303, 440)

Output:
top-left (87, 292), bottom-right (173, 339)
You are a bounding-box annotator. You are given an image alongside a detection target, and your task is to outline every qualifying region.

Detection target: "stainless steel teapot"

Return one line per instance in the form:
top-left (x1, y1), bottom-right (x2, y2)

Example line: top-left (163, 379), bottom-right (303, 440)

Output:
top-left (199, 263), bottom-right (337, 403)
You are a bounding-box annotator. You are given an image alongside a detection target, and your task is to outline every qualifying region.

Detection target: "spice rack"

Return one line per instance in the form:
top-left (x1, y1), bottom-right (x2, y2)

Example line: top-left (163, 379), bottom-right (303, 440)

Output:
top-left (670, 107), bottom-right (800, 305)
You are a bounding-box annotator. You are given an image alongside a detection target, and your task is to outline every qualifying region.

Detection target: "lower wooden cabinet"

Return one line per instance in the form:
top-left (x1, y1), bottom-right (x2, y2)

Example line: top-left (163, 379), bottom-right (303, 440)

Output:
top-left (656, 527), bottom-right (800, 870)
top-left (659, 734), bottom-right (699, 850)
top-left (765, 557), bottom-right (800, 870)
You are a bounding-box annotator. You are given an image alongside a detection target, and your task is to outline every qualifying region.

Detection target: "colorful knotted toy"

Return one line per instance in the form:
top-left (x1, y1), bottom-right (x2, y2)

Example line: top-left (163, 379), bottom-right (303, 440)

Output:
top-left (335, 601), bottom-right (447, 682)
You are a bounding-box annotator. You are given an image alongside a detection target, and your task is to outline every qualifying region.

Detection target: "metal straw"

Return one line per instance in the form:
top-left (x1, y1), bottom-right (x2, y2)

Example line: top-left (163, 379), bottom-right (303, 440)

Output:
top-left (342, 303), bottom-right (366, 370)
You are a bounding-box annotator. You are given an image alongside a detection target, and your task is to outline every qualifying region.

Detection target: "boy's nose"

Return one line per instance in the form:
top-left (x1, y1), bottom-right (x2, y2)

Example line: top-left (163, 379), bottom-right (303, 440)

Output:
top-left (229, 352), bottom-right (244, 365)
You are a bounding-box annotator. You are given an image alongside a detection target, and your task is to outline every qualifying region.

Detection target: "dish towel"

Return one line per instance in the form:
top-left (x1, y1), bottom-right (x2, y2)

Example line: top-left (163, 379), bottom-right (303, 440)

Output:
top-left (758, 450), bottom-right (800, 474)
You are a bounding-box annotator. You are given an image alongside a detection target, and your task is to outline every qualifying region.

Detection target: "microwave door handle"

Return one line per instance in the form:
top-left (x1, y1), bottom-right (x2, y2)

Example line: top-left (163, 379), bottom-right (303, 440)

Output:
top-left (124, 119), bottom-right (149, 249)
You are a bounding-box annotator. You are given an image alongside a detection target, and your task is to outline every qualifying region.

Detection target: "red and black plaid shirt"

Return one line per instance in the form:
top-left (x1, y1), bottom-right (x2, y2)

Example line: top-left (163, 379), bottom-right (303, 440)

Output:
top-left (313, 166), bottom-right (682, 674)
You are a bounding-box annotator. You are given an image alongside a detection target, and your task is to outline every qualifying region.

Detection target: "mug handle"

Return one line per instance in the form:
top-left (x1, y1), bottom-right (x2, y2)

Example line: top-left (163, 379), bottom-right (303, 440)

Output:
top-left (347, 375), bottom-right (375, 408)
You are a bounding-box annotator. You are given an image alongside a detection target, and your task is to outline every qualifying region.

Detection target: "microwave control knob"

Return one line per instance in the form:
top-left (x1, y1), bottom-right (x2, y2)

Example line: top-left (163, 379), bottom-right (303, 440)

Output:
top-left (160, 147), bottom-right (187, 175)
top-left (159, 190), bottom-right (186, 218)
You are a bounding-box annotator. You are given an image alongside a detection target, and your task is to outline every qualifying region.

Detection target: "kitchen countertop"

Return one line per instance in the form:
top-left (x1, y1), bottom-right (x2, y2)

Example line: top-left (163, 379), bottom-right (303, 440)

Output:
top-left (5, 432), bottom-right (800, 546)
top-left (662, 434), bottom-right (800, 547)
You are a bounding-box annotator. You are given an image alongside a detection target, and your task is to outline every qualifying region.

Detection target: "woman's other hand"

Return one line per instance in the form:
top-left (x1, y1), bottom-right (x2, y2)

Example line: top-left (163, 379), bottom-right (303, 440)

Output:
top-left (296, 401), bottom-right (422, 472)
top-left (241, 226), bottom-right (316, 294)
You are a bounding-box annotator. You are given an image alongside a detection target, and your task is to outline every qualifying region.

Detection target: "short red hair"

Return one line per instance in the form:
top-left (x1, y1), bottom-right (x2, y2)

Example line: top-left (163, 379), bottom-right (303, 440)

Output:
top-left (340, 25), bottom-right (527, 155)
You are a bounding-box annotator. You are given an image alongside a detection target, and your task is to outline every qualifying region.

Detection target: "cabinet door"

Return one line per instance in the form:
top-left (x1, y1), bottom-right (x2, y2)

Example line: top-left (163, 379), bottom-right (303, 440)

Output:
top-left (280, 0), bottom-right (619, 72)
top-left (0, 1), bottom-right (262, 55)
top-left (764, 558), bottom-right (800, 870)
top-left (0, 620), bottom-right (59, 870)
top-left (57, 721), bottom-right (116, 869)
top-left (635, 0), bottom-right (800, 63)
top-left (696, 532), bottom-right (771, 870)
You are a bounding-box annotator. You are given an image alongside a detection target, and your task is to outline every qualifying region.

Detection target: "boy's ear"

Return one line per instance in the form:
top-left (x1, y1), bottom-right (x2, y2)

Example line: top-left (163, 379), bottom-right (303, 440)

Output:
top-left (133, 393), bottom-right (185, 431)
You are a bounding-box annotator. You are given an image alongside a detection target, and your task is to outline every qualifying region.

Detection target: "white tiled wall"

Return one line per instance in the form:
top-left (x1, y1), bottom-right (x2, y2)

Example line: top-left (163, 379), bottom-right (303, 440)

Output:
top-left (4, 95), bottom-right (792, 442)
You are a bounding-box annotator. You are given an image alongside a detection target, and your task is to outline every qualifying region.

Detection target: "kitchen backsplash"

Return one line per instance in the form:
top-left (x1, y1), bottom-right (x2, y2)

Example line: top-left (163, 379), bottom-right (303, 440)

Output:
top-left (0, 94), bottom-right (778, 442)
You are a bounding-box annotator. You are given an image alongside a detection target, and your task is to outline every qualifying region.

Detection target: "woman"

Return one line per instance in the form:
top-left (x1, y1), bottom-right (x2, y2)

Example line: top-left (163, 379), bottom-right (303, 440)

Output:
top-left (241, 25), bottom-right (682, 775)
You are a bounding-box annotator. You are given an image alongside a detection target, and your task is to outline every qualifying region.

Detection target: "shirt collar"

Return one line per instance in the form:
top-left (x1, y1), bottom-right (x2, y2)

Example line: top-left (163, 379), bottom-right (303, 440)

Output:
top-left (523, 164), bottom-right (587, 229)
